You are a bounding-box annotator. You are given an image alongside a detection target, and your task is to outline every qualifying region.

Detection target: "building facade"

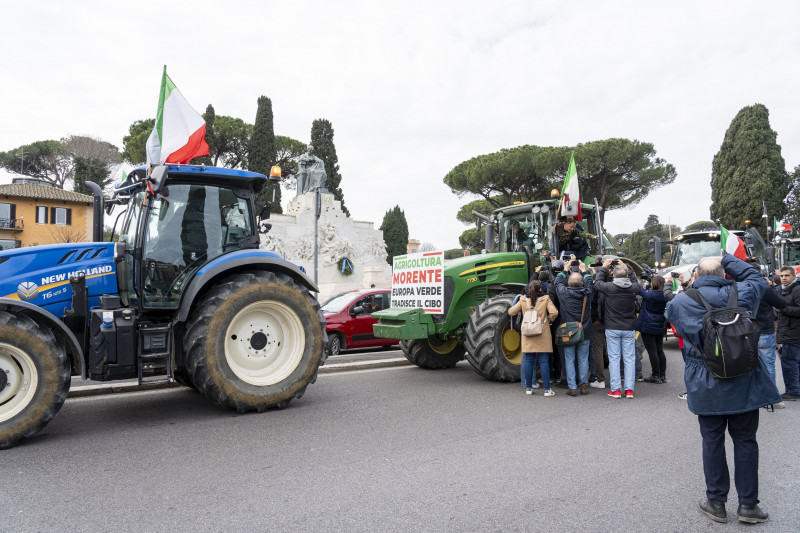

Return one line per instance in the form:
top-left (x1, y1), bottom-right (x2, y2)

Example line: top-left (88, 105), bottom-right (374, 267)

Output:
top-left (0, 182), bottom-right (93, 250)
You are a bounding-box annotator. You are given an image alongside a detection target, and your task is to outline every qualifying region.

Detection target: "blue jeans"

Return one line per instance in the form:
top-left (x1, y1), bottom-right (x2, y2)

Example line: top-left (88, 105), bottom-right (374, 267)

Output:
top-left (521, 353), bottom-right (552, 390)
top-left (757, 333), bottom-right (777, 384)
top-left (606, 329), bottom-right (636, 392)
top-left (781, 343), bottom-right (800, 395)
top-left (563, 339), bottom-right (591, 389)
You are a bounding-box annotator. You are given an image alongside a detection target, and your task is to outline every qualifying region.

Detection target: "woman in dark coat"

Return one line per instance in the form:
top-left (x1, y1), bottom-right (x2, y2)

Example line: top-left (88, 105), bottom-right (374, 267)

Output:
top-left (636, 275), bottom-right (668, 383)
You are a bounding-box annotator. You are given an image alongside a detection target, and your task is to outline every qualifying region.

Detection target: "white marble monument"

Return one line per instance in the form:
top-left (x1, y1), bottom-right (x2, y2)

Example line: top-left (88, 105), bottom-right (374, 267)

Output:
top-left (260, 190), bottom-right (393, 303)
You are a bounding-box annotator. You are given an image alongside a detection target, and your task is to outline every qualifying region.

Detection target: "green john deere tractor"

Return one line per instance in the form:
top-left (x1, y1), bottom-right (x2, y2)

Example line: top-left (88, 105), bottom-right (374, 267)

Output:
top-left (373, 198), bottom-right (641, 382)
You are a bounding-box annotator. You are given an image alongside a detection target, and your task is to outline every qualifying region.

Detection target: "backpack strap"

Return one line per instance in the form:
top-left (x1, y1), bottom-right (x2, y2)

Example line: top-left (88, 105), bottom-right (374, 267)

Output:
top-left (727, 283), bottom-right (739, 308)
top-left (685, 288), bottom-right (713, 311)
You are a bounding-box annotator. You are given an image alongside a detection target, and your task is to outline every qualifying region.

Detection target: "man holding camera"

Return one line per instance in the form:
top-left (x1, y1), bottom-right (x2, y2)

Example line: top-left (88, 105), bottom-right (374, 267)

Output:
top-left (553, 257), bottom-right (594, 396)
top-left (594, 258), bottom-right (640, 399)
top-left (556, 217), bottom-right (596, 260)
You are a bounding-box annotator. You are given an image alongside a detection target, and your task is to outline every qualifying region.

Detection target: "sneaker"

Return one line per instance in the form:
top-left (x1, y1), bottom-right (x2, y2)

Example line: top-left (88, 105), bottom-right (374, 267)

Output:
top-left (590, 380), bottom-right (605, 389)
top-left (678, 392), bottom-right (688, 400)
top-left (525, 388), bottom-right (533, 395)
top-left (658, 375), bottom-right (667, 384)
top-left (643, 375), bottom-right (659, 383)
top-left (774, 401), bottom-right (786, 409)
top-left (544, 389), bottom-right (555, 397)
top-left (625, 389), bottom-right (634, 399)
top-left (737, 503), bottom-right (768, 523)
top-left (699, 499), bottom-right (727, 523)
top-left (531, 382), bottom-right (540, 389)
top-left (781, 392), bottom-right (800, 401)
top-left (635, 375), bottom-right (644, 382)
top-left (607, 389), bottom-right (621, 399)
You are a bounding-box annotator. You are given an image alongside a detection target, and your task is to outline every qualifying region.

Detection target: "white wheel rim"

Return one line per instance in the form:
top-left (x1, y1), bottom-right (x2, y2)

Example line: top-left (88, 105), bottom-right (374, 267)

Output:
top-left (0, 342), bottom-right (38, 423)
top-left (224, 300), bottom-right (305, 386)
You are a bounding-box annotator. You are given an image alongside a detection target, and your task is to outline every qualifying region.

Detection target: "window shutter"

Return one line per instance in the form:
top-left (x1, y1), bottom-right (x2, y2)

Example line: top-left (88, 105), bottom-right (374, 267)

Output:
top-left (9, 204), bottom-right (14, 220)
top-left (66, 208), bottom-right (72, 225)
top-left (50, 207), bottom-right (56, 225)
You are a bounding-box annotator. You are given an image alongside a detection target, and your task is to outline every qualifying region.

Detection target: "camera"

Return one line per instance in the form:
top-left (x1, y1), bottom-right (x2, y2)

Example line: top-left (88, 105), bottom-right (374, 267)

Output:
top-left (611, 259), bottom-right (620, 267)
top-left (671, 272), bottom-right (680, 278)
top-left (571, 260), bottom-right (580, 267)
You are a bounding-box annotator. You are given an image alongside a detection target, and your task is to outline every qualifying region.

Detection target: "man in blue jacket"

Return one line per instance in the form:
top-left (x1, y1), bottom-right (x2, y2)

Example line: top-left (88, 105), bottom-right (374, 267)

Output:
top-left (666, 253), bottom-right (781, 524)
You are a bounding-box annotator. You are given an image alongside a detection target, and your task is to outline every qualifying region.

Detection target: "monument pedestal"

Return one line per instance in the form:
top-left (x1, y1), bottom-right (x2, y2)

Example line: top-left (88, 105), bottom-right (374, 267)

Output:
top-left (260, 190), bottom-right (392, 302)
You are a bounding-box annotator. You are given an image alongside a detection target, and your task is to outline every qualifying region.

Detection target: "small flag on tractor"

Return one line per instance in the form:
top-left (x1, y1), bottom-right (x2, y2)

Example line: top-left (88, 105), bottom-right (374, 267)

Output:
top-left (720, 225), bottom-right (746, 260)
top-left (774, 217), bottom-right (792, 234)
top-left (560, 152), bottom-right (582, 221)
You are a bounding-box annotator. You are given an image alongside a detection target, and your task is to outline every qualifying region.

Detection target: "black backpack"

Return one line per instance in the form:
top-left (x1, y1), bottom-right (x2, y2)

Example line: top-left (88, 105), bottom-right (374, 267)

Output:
top-left (685, 284), bottom-right (760, 379)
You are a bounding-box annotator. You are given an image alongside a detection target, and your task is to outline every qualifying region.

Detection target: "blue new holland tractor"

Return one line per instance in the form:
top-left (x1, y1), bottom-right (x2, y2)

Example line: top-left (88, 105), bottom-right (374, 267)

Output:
top-left (0, 165), bottom-right (327, 448)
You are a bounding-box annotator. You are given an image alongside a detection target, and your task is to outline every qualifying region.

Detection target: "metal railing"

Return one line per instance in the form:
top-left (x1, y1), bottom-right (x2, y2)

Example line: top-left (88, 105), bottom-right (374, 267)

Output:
top-left (0, 218), bottom-right (24, 230)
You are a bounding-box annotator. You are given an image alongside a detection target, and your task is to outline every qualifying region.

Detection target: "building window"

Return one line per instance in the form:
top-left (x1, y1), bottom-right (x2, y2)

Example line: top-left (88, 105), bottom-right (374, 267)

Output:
top-left (50, 207), bottom-right (71, 226)
top-left (0, 239), bottom-right (19, 250)
top-left (0, 202), bottom-right (15, 228)
top-left (36, 206), bottom-right (48, 224)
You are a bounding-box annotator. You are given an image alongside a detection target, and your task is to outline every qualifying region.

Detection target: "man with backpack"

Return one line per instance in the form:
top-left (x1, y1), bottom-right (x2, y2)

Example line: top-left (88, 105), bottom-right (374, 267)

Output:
top-left (666, 253), bottom-right (781, 524)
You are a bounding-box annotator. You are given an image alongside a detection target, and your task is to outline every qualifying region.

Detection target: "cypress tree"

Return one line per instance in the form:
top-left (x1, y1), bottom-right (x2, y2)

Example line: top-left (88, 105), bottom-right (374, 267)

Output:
top-left (379, 205), bottom-right (409, 264)
top-left (710, 104), bottom-right (789, 237)
top-left (310, 118), bottom-right (348, 216)
top-left (249, 96), bottom-right (280, 212)
top-left (194, 104), bottom-right (215, 166)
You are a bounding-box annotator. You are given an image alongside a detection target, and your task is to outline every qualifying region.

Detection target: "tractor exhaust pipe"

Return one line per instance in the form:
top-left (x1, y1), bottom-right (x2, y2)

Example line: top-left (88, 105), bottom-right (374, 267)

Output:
top-left (84, 181), bottom-right (104, 242)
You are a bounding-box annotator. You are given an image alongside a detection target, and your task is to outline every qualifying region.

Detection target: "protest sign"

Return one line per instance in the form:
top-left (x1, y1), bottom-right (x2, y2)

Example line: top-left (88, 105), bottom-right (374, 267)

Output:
top-left (390, 251), bottom-right (444, 313)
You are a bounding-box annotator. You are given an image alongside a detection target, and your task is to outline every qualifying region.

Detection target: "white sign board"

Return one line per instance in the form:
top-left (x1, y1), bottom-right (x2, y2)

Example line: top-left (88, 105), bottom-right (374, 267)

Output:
top-left (390, 251), bottom-right (445, 313)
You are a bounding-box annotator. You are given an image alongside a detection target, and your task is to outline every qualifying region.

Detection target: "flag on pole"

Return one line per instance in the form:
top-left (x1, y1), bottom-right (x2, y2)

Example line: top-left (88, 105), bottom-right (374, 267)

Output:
top-left (560, 152), bottom-right (582, 221)
top-left (720, 225), bottom-right (746, 260)
top-left (774, 217), bottom-right (792, 233)
top-left (145, 66), bottom-right (209, 167)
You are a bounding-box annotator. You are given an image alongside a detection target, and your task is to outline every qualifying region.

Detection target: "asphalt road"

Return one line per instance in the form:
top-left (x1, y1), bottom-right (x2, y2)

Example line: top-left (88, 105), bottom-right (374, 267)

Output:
top-left (3, 341), bottom-right (799, 532)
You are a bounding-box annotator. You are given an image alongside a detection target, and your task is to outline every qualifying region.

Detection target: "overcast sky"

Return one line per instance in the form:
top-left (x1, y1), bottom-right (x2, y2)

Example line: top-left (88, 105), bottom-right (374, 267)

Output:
top-left (1, 1), bottom-right (798, 249)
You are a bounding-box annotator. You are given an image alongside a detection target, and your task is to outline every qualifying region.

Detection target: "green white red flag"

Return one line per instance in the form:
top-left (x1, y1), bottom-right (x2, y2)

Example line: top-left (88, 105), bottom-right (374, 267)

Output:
top-left (560, 152), bottom-right (582, 221)
top-left (720, 225), bottom-right (746, 260)
top-left (774, 217), bottom-right (792, 233)
top-left (146, 66), bottom-right (209, 166)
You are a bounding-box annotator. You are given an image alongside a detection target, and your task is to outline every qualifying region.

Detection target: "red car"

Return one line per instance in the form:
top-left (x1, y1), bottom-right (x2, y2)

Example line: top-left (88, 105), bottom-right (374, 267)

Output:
top-left (321, 289), bottom-right (399, 355)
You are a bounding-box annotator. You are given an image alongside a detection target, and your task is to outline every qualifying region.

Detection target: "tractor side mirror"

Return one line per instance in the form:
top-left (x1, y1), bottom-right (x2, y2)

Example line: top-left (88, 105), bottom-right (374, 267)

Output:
top-left (148, 166), bottom-right (168, 194)
top-left (259, 203), bottom-right (271, 220)
top-left (649, 237), bottom-right (662, 264)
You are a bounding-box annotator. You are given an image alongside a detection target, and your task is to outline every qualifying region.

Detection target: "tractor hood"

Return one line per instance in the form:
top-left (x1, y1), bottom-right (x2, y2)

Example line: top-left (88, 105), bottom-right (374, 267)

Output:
top-left (0, 242), bottom-right (117, 318)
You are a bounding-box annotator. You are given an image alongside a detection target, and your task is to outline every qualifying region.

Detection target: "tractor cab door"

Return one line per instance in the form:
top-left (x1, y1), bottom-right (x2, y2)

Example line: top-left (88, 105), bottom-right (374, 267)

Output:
top-left (139, 183), bottom-right (254, 308)
top-left (744, 228), bottom-right (771, 276)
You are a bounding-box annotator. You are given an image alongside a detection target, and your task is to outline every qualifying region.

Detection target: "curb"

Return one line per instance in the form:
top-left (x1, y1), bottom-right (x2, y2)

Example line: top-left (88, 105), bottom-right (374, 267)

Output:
top-left (67, 357), bottom-right (411, 398)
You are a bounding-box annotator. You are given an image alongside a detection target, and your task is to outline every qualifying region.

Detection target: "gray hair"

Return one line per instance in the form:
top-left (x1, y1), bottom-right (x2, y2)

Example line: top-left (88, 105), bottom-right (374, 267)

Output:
top-left (696, 258), bottom-right (725, 278)
top-left (568, 272), bottom-right (584, 287)
top-left (613, 265), bottom-right (628, 278)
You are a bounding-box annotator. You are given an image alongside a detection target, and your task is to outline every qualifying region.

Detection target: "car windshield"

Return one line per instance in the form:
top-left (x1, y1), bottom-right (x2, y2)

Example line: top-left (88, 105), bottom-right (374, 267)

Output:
top-left (321, 292), bottom-right (361, 313)
top-left (673, 239), bottom-right (722, 265)
top-left (498, 209), bottom-right (553, 254)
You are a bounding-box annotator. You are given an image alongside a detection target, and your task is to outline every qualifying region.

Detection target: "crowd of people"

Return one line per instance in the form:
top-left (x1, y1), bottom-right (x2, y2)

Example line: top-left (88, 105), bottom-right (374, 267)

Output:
top-left (508, 248), bottom-right (799, 524)
top-left (508, 255), bottom-right (668, 399)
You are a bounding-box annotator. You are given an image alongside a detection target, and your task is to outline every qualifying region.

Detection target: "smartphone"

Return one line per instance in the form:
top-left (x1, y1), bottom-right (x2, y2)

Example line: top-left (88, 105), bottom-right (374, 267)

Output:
top-left (671, 272), bottom-right (680, 278)
top-left (570, 260), bottom-right (580, 267)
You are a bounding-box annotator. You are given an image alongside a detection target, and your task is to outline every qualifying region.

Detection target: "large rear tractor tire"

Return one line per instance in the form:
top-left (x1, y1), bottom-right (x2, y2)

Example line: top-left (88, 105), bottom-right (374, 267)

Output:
top-left (184, 271), bottom-right (327, 412)
top-left (400, 337), bottom-right (465, 369)
top-left (464, 294), bottom-right (522, 382)
top-left (0, 312), bottom-right (70, 449)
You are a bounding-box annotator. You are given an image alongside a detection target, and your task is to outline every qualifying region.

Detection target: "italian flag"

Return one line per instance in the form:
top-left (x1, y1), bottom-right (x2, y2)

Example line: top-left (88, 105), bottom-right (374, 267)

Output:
top-left (145, 66), bottom-right (209, 166)
top-left (774, 217), bottom-right (792, 233)
top-left (720, 225), bottom-right (746, 260)
top-left (560, 152), bottom-right (582, 221)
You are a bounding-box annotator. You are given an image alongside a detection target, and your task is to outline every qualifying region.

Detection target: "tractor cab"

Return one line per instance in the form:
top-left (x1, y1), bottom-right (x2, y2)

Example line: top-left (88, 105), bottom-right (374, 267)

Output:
top-left (114, 166), bottom-right (266, 310)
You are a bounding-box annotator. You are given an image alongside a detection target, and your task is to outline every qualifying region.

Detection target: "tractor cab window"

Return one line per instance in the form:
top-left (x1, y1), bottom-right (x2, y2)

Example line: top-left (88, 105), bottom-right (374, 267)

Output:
top-left (499, 210), bottom-right (553, 254)
top-left (142, 184), bottom-right (253, 308)
top-left (785, 241), bottom-right (800, 266)
top-left (118, 192), bottom-right (143, 299)
top-left (674, 239), bottom-right (722, 266)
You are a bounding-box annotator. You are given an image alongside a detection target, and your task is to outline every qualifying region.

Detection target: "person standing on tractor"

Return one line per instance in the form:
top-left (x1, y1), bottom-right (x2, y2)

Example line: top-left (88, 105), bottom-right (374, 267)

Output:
top-left (555, 216), bottom-right (595, 260)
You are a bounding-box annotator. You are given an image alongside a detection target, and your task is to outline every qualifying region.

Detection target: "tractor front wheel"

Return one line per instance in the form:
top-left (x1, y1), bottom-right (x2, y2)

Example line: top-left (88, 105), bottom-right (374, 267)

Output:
top-left (464, 294), bottom-right (522, 382)
top-left (399, 337), bottom-right (465, 369)
top-left (184, 271), bottom-right (326, 412)
top-left (0, 312), bottom-right (70, 449)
